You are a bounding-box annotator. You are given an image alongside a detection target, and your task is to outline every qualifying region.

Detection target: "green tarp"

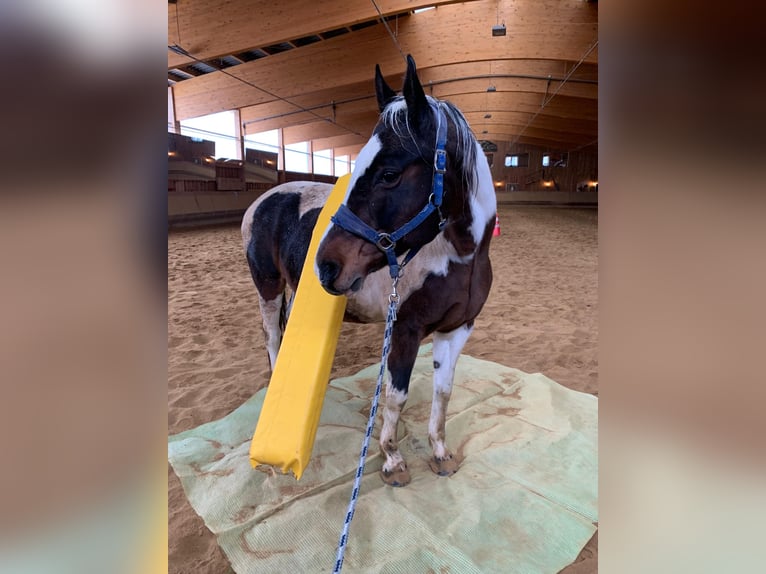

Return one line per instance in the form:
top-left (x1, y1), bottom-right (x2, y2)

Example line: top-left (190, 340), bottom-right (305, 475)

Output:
top-left (169, 345), bottom-right (598, 573)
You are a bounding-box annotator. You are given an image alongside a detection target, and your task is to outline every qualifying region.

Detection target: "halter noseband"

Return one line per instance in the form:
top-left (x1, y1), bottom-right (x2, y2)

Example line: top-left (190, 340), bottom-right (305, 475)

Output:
top-left (330, 102), bottom-right (449, 279)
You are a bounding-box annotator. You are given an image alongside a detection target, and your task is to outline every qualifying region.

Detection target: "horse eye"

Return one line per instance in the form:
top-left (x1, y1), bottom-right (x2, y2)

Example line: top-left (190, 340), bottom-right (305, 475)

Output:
top-left (380, 170), bottom-right (401, 186)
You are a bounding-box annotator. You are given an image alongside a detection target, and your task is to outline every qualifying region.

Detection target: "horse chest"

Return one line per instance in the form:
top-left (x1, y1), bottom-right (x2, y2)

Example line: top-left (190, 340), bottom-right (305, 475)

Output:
top-left (345, 234), bottom-right (474, 324)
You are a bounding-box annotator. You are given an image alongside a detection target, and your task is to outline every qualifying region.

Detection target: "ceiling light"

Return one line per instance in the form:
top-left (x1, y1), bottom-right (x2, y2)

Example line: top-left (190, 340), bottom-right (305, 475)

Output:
top-left (492, 24), bottom-right (506, 37)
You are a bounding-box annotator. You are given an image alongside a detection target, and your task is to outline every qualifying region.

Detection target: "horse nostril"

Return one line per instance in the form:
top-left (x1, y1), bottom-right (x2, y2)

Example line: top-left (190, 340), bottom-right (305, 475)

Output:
top-left (350, 276), bottom-right (363, 292)
top-left (318, 260), bottom-right (340, 289)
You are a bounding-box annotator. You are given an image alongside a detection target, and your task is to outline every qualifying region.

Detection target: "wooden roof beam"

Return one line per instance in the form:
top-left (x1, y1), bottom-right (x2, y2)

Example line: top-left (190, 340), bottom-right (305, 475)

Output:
top-left (168, 0), bottom-right (478, 69)
top-left (240, 81), bottom-right (374, 128)
top-left (311, 133), bottom-right (368, 151)
top-left (244, 60), bottom-right (596, 117)
top-left (431, 77), bottom-right (597, 101)
top-left (333, 144), bottom-right (364, 158)
top-left (481, 134), bottom-right (594, 150)
top-left (243, 94), bottom-right (597, 150)
top-left (417, 59), bottom-right (598, 86)
top-left (470, 124), bottom-right (594, 146)
top-left (173, 1), bottom-right (597, 120)
top-left (282, 120), bottom-right (365, 146)
top-left (445, 93), bottom-right (598, 122)
top-left (464, 112), bottom-right (597, 137)
top-left (246, 107), bottom-right (379, 137)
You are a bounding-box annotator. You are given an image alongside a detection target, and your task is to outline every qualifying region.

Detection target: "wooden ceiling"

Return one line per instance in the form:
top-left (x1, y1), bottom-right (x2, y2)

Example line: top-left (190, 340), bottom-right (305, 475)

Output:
top-left (168, 0), bottom-right (598, 156)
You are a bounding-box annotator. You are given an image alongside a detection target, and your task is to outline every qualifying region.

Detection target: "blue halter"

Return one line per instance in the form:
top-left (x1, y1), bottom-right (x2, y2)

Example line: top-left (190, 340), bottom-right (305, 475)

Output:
top-left (330, 102), bottom-right (449, 279)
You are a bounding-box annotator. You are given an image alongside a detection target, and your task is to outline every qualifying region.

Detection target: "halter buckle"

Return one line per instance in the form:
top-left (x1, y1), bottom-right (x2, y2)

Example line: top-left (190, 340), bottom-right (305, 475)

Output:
top-left (434, 149), bottom-right (447, 174)
top-left (376, 233), bottom-right (395, 252)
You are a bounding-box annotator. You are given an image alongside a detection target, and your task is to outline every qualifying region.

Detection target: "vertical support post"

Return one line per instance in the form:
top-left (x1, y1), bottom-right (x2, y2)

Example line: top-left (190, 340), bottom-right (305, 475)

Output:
top-left (277, 128), bottom-right (286, 176)
top-left (167, 86), bottom-right (180, 134)
top-left (233, 109), bottom-right (245, 161)
top-left (307, 140), bottom-right (314, 176)
top-left (233, 109), bottom-right (245, 190)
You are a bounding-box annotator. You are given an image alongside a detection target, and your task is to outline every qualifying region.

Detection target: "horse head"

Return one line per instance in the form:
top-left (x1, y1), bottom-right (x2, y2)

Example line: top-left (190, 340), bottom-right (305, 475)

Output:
top-left (316, 55), bottom-right (481, 296)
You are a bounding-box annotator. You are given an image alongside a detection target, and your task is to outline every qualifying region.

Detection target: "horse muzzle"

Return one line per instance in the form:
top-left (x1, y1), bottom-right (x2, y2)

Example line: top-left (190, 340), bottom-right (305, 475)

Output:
top-left (316, 229), bottom-right (385, 296)
top-left (316, 259), bottom-right (365, 295)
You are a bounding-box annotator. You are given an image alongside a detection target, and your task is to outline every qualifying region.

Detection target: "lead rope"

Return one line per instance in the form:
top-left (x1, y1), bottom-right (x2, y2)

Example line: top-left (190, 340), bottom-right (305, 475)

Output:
top-left (332, 277), bottom-right (400, 573)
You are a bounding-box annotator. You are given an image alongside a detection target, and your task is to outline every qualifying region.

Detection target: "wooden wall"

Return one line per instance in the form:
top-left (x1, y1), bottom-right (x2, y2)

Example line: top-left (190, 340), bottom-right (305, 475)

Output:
top-left (485, 141), bottom-right (598, 193)
top-left (278, 171), bottom-right (337, 185)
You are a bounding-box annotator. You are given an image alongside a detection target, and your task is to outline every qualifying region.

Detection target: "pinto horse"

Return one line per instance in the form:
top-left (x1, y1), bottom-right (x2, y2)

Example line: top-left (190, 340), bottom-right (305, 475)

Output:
top-left (242, 55), bottom-right (496, 486)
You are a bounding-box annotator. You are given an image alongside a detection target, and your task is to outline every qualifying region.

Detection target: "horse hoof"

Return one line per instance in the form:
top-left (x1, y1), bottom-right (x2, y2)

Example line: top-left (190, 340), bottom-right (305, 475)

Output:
top-left (428, 454), bottom-right (459, 477)
top-left (380, 464), bottom-right (411, 487)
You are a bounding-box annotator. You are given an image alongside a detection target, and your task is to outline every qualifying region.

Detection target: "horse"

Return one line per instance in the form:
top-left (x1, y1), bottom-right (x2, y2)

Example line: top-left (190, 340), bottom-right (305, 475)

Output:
top-left (242, 55), bottom-right (497, 486)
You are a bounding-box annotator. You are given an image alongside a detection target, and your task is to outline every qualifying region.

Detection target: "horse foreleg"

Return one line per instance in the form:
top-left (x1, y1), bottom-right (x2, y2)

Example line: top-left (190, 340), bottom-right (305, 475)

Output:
top-left (379, 328), bottom-right (420, 487)
top-left (379, 382), bottom-right (409, 486)
top-left (258, 293), bottom-right (284, 371)
top-left (428, 323), bottom-right (473, 476)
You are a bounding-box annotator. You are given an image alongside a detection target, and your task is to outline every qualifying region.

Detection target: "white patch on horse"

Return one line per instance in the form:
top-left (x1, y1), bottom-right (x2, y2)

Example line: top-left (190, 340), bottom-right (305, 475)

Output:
top-left (345, 232), bottom-right (472, 321)
top-left (259, 294), bottom-right (283, 371)
top-left (313, 134), bottom-right (382, 280)
top-left (344, 134), bottom-right (382, 204)
top-left (469, 140), bottom-right (498, 245)
top-left (297, 182), bottom-right (333, 218)
top-left (241, 196), bottom-right (261, 250)
top-left (429, 324), bottom-right (473, 459)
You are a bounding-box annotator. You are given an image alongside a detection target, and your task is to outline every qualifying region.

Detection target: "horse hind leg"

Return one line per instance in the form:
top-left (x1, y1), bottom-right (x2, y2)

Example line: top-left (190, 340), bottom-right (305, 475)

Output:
top-left (428, 323), bottom-right (474, 476)
top-left (258, 293), bottom-right (284, 372)
top-left (245, 245), bottom-right (286, 372)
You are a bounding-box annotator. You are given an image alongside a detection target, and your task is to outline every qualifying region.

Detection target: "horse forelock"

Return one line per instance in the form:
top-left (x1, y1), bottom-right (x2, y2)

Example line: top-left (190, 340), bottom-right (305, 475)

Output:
top-left (378, 95), bottom-right (479, 195)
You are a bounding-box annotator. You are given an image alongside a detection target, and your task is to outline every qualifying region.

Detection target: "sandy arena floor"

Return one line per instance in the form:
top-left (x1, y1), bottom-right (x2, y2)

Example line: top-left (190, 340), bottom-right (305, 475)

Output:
top-left (169, 203), bottom-right (598, 573)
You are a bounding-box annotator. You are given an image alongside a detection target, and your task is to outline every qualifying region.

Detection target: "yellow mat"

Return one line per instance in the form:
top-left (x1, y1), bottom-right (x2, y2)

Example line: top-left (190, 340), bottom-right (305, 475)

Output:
top-left (169, 346), bottom-right (598, 573)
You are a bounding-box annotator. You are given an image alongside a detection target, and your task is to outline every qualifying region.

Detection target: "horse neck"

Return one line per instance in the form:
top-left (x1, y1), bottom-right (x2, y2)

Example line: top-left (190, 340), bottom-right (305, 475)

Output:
top-left (442, 139), bottom-right (497, 257)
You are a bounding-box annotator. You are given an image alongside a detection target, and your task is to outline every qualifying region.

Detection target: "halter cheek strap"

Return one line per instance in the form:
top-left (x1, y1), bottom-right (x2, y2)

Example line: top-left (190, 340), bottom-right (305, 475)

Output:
top-left (330, 102), bottom-right (449, 278)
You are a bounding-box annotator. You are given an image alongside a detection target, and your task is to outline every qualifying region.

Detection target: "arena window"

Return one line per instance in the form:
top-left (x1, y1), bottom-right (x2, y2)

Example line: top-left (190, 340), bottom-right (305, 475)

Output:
top-left (505, 153), bottom-right (528, 168)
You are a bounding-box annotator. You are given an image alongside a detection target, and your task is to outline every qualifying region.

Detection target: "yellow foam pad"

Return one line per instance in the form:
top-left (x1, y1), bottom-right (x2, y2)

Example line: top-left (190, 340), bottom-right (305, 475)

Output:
top-left (249, 173), bottom-right (350, 479)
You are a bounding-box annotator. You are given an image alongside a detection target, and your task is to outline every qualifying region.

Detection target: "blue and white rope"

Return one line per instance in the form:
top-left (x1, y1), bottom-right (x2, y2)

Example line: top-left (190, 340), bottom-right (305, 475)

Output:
top-left (332, 299), bottom-right (397, 573)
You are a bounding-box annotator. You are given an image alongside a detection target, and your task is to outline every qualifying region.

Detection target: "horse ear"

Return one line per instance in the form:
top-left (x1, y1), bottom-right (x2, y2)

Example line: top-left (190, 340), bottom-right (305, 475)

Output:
top-left (402, 54), bottom-right (430, 129)
top-left (375, 64), bottom-right (397, 112)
